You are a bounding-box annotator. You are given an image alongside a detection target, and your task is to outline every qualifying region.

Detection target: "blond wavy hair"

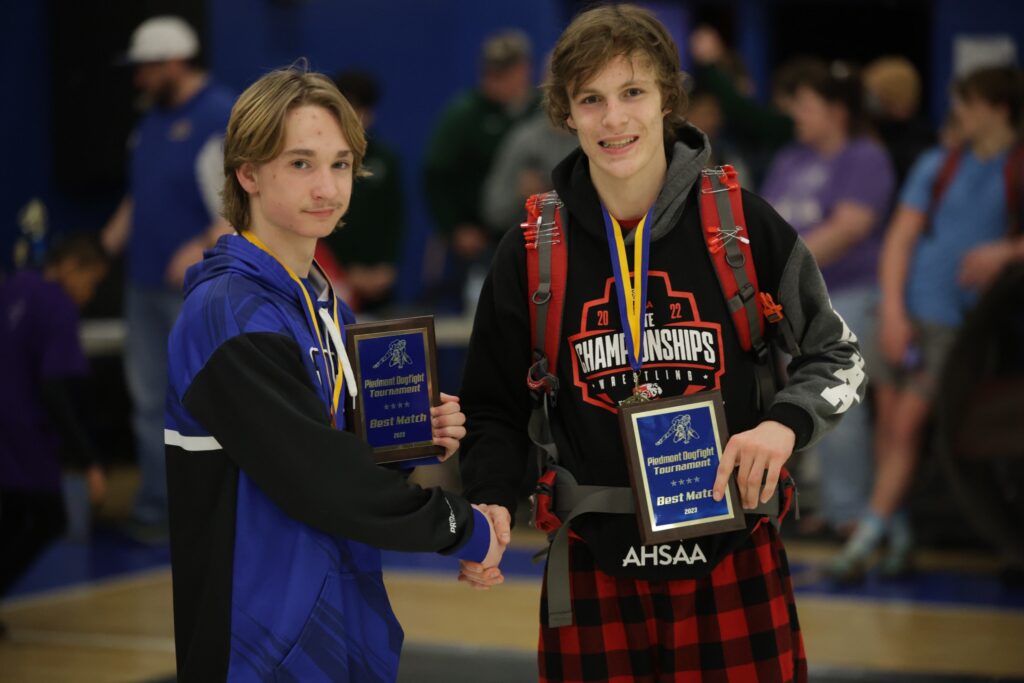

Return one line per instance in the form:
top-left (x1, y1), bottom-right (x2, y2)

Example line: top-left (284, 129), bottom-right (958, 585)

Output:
top-left (222, 65), bottom-right (368, 229)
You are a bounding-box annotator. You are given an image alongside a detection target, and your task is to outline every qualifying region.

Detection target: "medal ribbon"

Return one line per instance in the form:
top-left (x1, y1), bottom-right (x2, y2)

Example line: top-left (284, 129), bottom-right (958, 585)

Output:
top-left (242, 231), bottom-right (344, 422)
top-left (601, 203), bottom-right (655, 378)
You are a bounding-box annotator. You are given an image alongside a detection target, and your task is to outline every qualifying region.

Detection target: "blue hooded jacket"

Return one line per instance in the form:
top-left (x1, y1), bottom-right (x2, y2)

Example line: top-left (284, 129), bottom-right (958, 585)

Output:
top-left (165, 234), bottom-right (488, 682)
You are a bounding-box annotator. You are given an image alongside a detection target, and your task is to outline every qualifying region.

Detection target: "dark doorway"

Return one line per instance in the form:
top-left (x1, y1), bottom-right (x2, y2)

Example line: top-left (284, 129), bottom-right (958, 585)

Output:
top-left (48, 0), bottom-right (207, 196)
top-left (769, 0), bottom-right (932, 100)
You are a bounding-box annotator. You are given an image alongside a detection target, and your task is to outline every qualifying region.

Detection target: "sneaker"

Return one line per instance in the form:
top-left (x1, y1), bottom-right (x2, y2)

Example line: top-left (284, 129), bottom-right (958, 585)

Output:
top-left (826, 513), bottom-right (887, 583)
top-left (878, 545), bottom-right (915, 579)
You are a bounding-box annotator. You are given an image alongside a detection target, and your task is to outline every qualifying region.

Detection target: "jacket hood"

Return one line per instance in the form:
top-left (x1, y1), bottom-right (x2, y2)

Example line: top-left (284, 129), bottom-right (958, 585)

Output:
top-left (551, 123), bottom-right (712, 245)
top-left (181, 232), bottom-right (344, 414)
top-left (184, 233), bottom-right (305, 303)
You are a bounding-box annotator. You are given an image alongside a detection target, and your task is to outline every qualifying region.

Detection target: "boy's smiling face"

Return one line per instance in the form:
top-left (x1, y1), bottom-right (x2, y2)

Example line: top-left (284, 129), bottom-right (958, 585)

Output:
top-left (566, 54), bottom-right (667, 190)
top-left (239, 104), bottom-right (353, 240)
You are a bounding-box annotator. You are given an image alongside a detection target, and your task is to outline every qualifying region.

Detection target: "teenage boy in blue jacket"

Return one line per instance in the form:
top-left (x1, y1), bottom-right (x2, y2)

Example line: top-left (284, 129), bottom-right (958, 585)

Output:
top-left (165, 67), bottom-right (510, 682)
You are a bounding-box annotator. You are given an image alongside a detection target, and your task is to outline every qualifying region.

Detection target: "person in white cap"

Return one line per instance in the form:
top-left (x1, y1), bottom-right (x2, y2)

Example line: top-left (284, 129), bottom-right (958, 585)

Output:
top-left (101, 16), bottom-right (235, 542)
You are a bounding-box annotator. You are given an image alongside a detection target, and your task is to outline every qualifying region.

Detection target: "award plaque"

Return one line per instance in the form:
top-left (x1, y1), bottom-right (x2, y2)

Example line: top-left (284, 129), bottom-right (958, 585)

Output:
top-left (619, 390), bottom-right (745, 544)
top-left (344, 316), bottom-right (444, 464)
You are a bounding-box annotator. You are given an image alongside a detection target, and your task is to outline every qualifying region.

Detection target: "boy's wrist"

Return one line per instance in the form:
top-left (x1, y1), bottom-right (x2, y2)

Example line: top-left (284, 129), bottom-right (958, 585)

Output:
top-left (456, 508), bottom-right (491, 563)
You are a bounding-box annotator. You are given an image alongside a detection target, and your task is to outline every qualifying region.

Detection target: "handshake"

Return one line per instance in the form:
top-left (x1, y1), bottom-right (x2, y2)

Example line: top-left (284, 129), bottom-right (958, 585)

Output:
top-left (459, 504), bottom-right (512, 589)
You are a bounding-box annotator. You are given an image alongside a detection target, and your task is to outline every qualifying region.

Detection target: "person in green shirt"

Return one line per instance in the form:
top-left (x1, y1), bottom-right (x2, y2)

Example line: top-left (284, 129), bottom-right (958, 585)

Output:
top-left (422, 29), bottom-right (538, 310)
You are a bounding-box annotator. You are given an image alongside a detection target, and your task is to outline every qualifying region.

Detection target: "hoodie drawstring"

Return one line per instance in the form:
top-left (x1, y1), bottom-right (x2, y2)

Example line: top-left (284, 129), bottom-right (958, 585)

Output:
top-left (319, 307), bottom-right (358, 410)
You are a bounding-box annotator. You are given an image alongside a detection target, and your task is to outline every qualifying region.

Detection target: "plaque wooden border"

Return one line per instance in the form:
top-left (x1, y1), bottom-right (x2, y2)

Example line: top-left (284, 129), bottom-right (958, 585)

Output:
top-left (345, 315), bottom-right (444, 464)
top-left (618, 390), bottom-right (745, 544)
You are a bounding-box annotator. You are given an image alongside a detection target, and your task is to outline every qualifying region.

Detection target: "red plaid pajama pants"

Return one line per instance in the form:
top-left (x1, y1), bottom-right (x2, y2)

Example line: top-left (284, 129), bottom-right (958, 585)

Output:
top-left (539, 523), bottom-right (807, 682)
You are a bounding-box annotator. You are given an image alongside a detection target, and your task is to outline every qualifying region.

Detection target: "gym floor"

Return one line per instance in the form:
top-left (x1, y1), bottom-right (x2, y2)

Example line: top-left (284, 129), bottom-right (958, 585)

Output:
top-left (1, 468), bottom-right (1022, 683)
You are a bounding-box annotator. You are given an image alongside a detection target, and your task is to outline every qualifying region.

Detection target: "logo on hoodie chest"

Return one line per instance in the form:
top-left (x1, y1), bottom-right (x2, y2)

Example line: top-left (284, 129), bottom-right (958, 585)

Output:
top-left (568, 271), bottom-right (725, 413)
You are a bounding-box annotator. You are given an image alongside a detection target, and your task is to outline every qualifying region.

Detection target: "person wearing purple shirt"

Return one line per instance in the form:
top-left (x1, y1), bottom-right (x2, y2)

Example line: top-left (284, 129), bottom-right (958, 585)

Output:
top-left (761, 62), bottom-right (895, 538)
top-left (0, 234), bottom-right (109, 622)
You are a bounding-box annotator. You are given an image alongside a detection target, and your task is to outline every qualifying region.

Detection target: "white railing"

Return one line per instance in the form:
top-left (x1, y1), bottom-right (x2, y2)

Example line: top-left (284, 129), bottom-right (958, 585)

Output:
top-left (80, 315), bottom-right (477, 356)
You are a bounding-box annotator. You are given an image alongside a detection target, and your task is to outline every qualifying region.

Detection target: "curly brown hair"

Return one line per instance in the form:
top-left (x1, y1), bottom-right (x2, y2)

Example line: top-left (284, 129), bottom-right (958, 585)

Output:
top-left (544, 4), bottom-right (688, 141)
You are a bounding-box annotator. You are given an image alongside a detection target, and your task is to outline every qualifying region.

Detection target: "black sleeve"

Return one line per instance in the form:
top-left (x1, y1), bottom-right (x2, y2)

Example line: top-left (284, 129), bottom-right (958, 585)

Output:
top-left (183, 332), bottom-right (481, 556)
top-left (458, 227), bottom-right (534, 515)
top-left (40, 378), bottom-right (97, 470)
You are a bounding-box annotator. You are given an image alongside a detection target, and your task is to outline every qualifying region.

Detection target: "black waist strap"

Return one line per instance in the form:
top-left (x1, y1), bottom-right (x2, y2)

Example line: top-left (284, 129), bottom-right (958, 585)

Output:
top-left (544, 470), bottom-right (781, 629)
top-left (546, 479), bottom-right (635, 628)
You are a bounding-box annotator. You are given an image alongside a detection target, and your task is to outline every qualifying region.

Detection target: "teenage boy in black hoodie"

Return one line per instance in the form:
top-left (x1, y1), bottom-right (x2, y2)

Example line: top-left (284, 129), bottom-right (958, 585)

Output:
top-left (458, 6), bottom-right (865, 681)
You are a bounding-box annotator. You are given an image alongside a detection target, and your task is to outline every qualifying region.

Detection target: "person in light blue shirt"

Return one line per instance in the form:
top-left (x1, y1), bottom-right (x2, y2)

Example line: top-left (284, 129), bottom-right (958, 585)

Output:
top-left (901, 146), bottom-right (1013, 325)
top-left (830, 65), bottom-right (1024, 581)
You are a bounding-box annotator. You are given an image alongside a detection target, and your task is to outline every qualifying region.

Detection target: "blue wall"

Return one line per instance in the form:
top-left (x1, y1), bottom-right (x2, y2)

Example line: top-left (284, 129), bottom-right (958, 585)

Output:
top-left (1, 1), bottom-right (51, 247)
top-left (1, 0), bottom-right (567, 287)
top-left (208, 0), bottom-right (567, 302)
top-left (931, 0), bottom-right (1024, 126)
top-left (3, 1), bottom-right (59, 271)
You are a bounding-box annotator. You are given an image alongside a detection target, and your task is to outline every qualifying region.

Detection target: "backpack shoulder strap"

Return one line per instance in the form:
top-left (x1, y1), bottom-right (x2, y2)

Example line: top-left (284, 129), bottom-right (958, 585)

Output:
top-left (1004, 142), bottom-right (1024, 237)
top-left (928, 146), bottom-right (964, 230)
top-left (523, 191), bottom-right (568, 400)
top-left (698, 165), bottom-right (800, 412)
top-left (698, 165), bottom-right (766, 358)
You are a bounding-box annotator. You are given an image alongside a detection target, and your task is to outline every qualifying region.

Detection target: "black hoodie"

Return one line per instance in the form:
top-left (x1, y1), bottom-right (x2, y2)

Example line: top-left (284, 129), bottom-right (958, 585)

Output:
top-left (459, 126), bottom-right (865, 580)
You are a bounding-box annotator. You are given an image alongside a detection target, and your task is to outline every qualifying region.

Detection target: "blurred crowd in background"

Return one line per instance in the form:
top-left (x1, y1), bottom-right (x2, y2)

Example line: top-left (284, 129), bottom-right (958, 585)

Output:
top-left (3, 2), bottom-right (1024, 615)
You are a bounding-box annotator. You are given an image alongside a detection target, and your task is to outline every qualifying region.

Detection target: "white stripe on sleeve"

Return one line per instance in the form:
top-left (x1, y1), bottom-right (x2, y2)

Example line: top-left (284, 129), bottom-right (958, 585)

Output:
top-left (164, 429), bottom-right (223, 452)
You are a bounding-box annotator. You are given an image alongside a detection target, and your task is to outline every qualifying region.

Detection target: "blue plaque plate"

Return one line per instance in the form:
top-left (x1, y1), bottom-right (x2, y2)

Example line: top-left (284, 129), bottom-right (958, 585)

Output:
top-left (345, 316), bottom-right (444, 464)
top-left (618, 390), bottom-right (745, 543)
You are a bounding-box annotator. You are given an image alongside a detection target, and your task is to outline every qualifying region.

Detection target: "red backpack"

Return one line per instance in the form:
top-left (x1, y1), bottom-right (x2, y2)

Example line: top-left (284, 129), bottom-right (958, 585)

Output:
top-left (524, 165), bottom-right (799, 435)
top-left (521, 165), bottom-right (798, 628)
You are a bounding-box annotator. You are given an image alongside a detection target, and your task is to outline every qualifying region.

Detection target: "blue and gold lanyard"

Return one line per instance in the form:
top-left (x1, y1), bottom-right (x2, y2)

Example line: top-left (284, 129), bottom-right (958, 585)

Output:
top-left (601, 202), bottom-right (655, 401)
top-left (241, 231), bottom-right (349, 424)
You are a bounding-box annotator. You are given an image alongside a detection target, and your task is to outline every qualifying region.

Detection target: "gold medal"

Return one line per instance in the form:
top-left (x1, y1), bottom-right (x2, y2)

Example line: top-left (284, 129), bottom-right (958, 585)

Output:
top-left (619, 392), bottom-right (650, 406)
top-left (618, 374), bottom-right (651, 405)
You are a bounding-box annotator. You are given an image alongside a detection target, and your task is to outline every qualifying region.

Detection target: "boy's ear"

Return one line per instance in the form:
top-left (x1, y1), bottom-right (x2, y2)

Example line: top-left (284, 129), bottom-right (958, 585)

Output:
top-left (236, 163), bottom-right (259, 194)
